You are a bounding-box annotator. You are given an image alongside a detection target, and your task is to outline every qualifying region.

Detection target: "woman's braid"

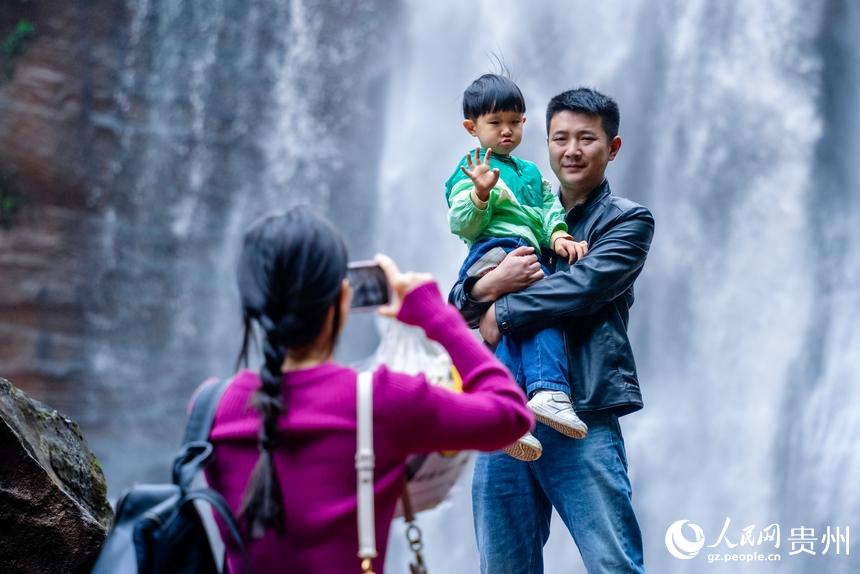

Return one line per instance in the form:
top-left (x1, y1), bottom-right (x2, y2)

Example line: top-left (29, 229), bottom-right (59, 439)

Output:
top-left (238, 314), bottom-right (286, 538)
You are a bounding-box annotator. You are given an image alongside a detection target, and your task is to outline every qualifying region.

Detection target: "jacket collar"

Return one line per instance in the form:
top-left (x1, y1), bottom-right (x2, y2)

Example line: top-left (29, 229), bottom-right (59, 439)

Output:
top-left (491, 150), bottom-right (517, 167)
top-left (562, 178), bottom-right (611, 222)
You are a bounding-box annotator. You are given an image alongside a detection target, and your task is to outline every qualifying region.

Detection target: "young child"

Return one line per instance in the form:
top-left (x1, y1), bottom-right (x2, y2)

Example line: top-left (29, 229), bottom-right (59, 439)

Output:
top-left (445, 73), bottom-right (588, 461)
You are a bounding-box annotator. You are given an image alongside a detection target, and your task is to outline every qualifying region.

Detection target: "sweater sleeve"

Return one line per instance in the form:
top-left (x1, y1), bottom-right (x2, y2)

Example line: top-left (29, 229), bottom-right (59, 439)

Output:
top-left (378, 282), bottom-right (533, 454)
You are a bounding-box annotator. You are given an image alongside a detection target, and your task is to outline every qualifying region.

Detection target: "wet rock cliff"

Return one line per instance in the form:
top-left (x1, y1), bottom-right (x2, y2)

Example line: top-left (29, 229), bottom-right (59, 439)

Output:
top-left (0, 0), bottom-right (399, 492)
top-left (0, 377), bottom-right (111, 573)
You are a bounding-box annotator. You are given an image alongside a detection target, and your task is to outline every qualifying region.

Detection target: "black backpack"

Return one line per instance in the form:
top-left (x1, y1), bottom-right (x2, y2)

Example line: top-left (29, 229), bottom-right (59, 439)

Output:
top-left (92, 379), bottom-right (253, 574)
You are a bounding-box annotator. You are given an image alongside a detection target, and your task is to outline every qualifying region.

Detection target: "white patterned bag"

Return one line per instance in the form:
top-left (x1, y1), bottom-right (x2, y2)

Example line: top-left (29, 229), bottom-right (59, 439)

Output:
top-left (355, 319), bottom-right (475, 517)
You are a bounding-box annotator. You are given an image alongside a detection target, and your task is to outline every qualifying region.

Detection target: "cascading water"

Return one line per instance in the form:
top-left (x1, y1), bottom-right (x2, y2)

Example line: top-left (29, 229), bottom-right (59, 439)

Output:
top-left (2, 0), bottom-right (859, 572)
top-left (85, 0), bottom-right (398, 490)
top-left (377, 1), bottom-right (860, 572)
top-left (1, 0), bottom-right (398, 491)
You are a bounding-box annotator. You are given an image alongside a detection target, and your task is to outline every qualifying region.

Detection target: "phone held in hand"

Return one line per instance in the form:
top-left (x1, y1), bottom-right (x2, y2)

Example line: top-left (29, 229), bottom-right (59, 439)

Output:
top-left (347, 261), bottom-right (390, 312)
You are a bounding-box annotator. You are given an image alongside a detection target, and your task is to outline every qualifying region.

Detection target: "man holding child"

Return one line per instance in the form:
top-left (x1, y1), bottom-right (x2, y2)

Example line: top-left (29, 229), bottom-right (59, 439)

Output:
top-left (448, 83), bottom-right (653, 573)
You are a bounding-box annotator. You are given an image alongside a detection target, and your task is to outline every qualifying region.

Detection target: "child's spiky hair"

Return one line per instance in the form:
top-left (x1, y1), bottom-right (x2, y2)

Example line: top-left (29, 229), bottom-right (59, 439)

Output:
top-left (462, 73), bottom-right (526, 120)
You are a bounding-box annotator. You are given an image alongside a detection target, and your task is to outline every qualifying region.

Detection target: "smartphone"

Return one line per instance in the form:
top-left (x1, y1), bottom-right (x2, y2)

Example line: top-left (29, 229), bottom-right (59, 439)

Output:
top-left (347, 261), bottom-right (390, 311)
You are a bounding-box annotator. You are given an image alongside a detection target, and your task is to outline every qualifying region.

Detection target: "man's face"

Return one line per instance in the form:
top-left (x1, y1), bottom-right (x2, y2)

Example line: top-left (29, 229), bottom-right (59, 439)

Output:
top-left (547, 110), bottom-right (620, 194)
top-left (463, 110), bottom-right (524, 156)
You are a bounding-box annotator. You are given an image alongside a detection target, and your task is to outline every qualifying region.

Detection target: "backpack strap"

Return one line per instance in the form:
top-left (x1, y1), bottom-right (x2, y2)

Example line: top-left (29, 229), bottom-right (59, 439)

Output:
top-left (173, 378), bottom-right (232, 490)
top-left (175, 378), bottom-right (256, 574)
top-left (356, 371), bottom-right (377, 573)
top-left (183, 378), bottom-right (232, 445)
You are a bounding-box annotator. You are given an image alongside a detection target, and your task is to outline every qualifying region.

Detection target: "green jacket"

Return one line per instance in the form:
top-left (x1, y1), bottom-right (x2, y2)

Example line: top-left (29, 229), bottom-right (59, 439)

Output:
top-left (445, 149), bottom-right (568, 251)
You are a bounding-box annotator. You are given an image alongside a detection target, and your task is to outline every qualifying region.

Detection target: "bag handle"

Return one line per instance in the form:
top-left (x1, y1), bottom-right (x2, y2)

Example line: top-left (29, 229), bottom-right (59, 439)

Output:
top-left (178, 488), bottom-right (254, 574)
top-left (356, 371), bottom-right (377, 573)
top-left (172, 442), bottom-right (214, 490)
top-left (401, 485), bottom-right (430, 574)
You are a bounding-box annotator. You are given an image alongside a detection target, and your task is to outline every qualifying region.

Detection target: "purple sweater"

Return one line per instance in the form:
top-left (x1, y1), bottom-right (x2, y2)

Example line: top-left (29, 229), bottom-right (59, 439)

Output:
top-left (203, 282), bottom-right (532, 574)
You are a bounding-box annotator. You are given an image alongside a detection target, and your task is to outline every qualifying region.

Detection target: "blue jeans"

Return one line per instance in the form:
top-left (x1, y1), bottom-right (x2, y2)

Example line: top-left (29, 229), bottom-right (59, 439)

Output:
top-left (472, 411), bottom-right (645, 573)
top-left (459, 237), bottom-right (569, 396)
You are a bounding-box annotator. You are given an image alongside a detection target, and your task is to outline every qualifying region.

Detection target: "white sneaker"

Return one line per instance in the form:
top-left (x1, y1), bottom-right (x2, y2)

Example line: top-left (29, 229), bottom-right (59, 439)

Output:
top-left (502, 431), bottom-right (543, 461)
top-left (528, 390), bottom-right (588, 439)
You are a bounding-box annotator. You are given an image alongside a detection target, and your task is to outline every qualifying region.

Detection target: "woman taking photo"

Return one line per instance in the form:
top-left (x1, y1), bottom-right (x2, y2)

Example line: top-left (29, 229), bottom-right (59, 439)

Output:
top-left (201, 207), bottom-right (532, 573)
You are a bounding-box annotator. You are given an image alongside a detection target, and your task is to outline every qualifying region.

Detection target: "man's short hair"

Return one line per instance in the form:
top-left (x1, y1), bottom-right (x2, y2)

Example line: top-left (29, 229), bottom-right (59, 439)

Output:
top-left (462, 74), bottom-right (526, 120)
top-left (545, 88), bottom-right (620, 141)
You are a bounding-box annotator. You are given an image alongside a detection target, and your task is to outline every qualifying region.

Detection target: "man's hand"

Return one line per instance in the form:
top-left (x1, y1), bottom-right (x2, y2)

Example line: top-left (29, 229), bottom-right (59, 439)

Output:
top-left (471, 245), bottom-right (544, 302)
top-left (554, 238), bottom-right (589, 264)
top-left (460, 146), bottom-right (500, 202)
top-left (479, 303), bottom-right (502, 348)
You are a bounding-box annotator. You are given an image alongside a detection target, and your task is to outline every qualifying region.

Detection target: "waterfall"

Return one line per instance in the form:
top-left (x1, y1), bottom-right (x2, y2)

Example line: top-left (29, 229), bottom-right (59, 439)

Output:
top-left (82, 0), bottom-right (398, 490)
top-left (778, 0), bottom-right (860, 557)
top-left (0, 0), bottom-right (398, 491)
top-left (2, 0), bottom-right (859, 572)
top-left (377, 1), bottom-right (860, 572)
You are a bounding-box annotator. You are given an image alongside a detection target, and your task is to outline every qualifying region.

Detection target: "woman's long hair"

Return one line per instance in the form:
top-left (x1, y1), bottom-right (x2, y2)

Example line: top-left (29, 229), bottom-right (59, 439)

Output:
top-left (235, 206), bottom-right (348, 538)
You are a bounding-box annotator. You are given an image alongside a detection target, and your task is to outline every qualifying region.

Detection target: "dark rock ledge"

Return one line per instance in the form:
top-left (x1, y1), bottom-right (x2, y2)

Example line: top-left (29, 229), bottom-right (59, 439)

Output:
top-left (0, 377), bottom-right (112, 574)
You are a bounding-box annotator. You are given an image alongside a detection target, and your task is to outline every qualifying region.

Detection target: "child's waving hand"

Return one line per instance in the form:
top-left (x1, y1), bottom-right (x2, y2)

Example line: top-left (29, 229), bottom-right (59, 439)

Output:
top-left (460, 147), bottom-right (500, 202)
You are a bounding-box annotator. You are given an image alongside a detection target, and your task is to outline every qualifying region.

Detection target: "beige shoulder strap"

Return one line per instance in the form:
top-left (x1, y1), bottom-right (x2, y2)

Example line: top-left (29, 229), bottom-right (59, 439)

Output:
top-left (356, 371), bottom-right (377, 572)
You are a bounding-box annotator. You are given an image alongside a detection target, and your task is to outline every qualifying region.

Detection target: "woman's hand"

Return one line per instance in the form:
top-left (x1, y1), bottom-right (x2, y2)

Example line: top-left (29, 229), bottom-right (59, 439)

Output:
top-left (470, 246), bottom-right (544, 301)
top-left (375, 254), bottom-right (434, 318)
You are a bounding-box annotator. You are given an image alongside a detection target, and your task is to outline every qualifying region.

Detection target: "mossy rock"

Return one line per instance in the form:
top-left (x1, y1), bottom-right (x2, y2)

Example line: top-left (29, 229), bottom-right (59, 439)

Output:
top-left (0, 377), bottom-right (112, 573)
top-left (2, 19), bottom-right (36, 80)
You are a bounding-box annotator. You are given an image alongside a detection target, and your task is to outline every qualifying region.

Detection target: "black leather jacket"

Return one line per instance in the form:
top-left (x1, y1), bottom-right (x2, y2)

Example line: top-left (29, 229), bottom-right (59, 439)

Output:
top-left (448, 179), bottom-right (654, 416)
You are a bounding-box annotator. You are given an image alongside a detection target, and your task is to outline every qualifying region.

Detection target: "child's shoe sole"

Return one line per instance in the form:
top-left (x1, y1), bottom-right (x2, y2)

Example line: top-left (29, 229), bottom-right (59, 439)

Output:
top-left (531, 409), bottom-right (588, 439)
top-left (502, 434), bottom-right (543, 461)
